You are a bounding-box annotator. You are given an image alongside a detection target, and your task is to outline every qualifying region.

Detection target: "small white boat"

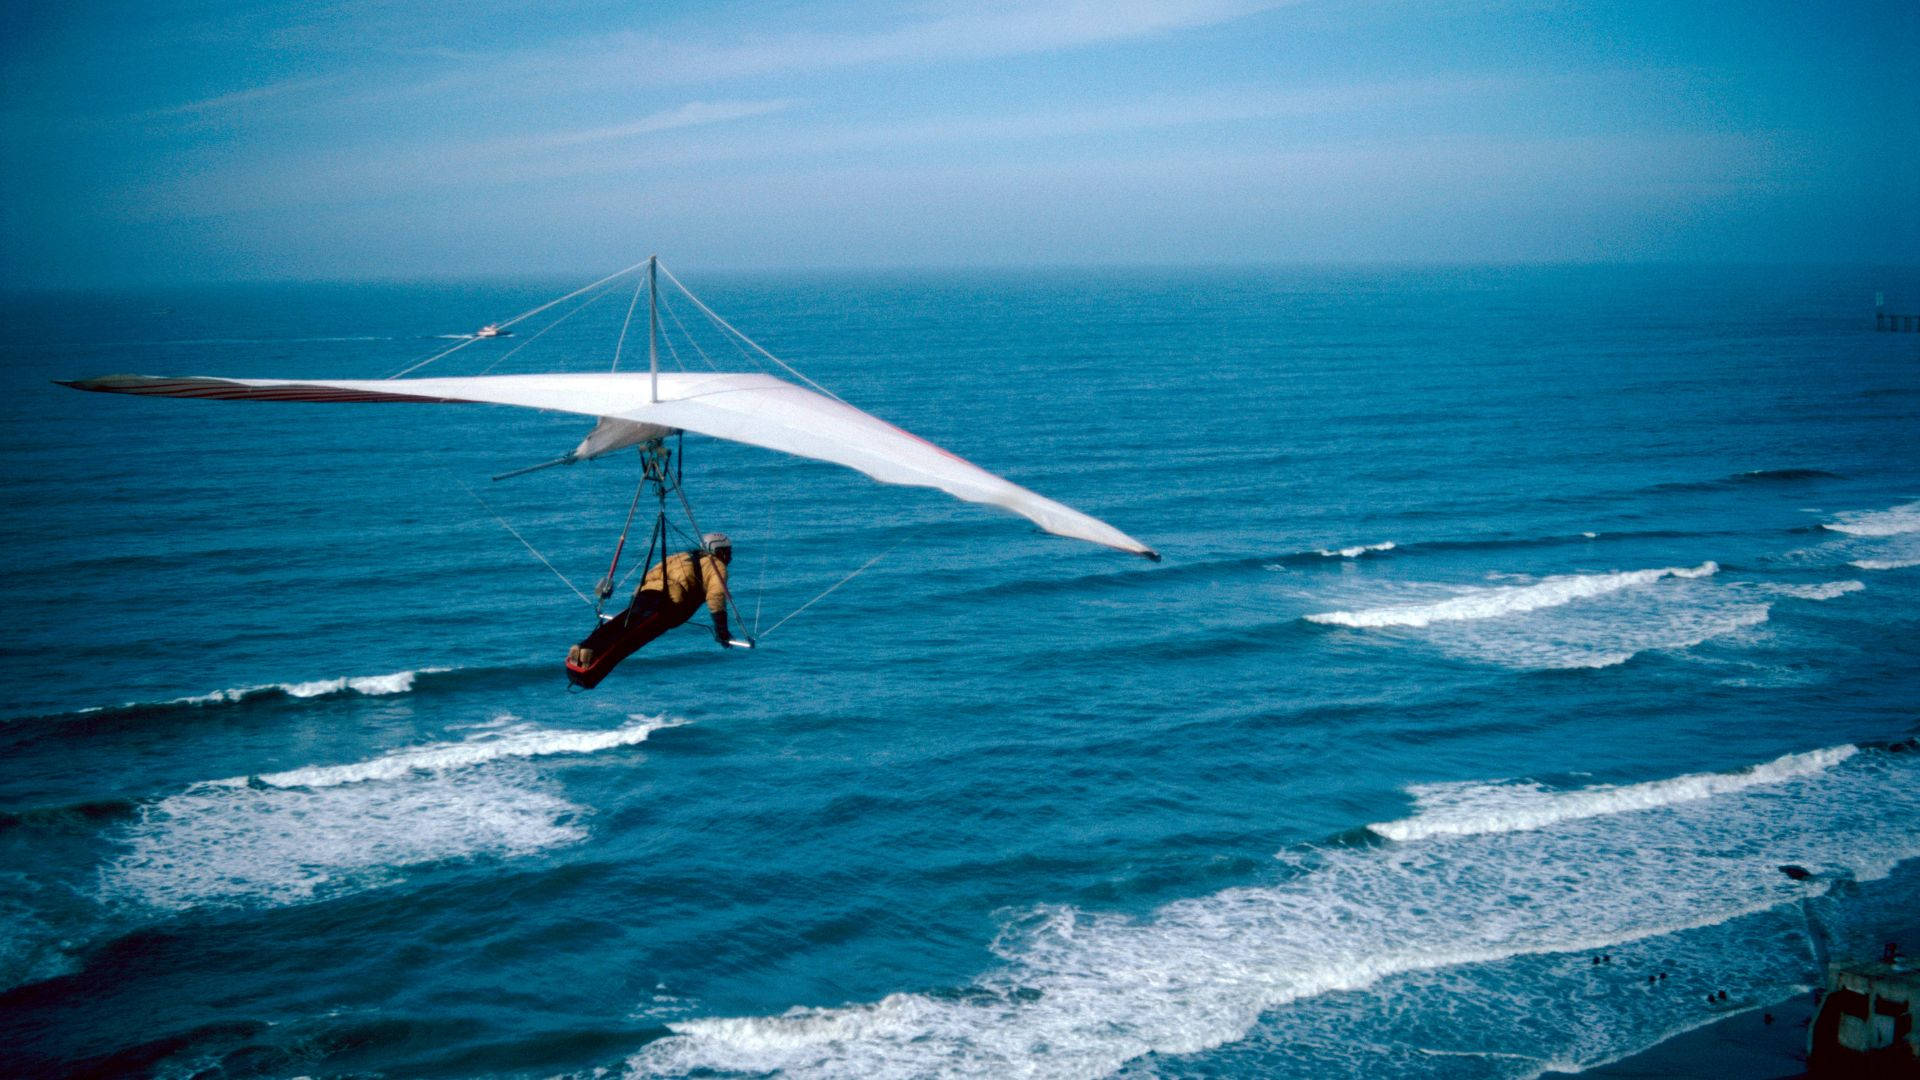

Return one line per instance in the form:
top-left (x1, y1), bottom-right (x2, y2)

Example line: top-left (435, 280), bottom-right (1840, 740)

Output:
top-left (475, 324), bottom-right (512, 338)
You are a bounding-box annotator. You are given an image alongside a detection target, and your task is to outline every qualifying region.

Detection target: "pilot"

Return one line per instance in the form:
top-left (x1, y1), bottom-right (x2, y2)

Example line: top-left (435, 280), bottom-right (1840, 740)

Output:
top-left (638, 531), bottom-right (737, 648)
top-left (567, 532), bottom-right (736, 678)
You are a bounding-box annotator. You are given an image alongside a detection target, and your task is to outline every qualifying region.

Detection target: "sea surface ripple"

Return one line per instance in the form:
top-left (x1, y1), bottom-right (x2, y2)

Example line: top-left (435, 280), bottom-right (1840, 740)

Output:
top-left (2, 265), bottom-right (1917, 1078)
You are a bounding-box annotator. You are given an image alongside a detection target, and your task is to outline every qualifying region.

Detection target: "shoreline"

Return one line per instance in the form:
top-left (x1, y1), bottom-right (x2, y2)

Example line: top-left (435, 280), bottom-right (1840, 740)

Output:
top-left (1545, 993), bottom-right (1813, 1079)
top-left (1553, 908), bottom-right (1920, 1078)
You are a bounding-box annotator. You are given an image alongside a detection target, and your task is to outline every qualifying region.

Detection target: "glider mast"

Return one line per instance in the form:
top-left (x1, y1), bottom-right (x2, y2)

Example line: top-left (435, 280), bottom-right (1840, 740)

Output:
top-left (648, 254), bottom-right (660, 404)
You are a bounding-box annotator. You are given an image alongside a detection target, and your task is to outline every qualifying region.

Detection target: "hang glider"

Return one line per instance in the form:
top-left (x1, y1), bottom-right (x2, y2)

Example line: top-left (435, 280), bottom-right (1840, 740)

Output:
top-left (59, 370), bottom-right (1159, 560)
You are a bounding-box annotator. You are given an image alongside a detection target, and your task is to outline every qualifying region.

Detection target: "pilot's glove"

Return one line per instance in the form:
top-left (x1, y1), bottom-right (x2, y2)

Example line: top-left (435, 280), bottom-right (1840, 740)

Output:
top-left (713, 610), bottom-right (732, 647)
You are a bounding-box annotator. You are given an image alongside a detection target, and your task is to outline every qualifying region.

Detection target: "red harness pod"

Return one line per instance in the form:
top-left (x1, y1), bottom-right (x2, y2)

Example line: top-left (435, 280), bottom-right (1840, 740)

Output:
top-left (565, 590), bottom-right (702, 689)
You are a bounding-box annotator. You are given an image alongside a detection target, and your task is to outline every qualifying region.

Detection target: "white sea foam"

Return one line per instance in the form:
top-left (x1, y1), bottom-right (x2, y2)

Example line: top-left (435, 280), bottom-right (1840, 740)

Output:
top-left (162, 666), bottom-right (449, 708)
top-left (284, 671), bottom-right (422, 697)
top-left (626, 746), bottom-right (1920, 1080)
top-left (1316, 541), bottom-right (1396, 559)
top-left (1368, 745), bottom-right (1857, 842)
top-left (1306, 563), bottom-right (1718, 629)
top-left (104, 768), bottom-right (584, 911)
top-left (102, 715), bottom-right (681, 910)
top-left (1301, 562), bottom-right (1767, 670)
top-left (1810, 502), bottom-right (1920, 573)
top-left (1534, 604), bottom-right (1773, 670)
top-left (1851, 557), bottom-right (1920, 571)
top-left (217, 715), bottom-right (686, 789)
top-left (1823, 500), bottom-right (1920, 537)
top-left (1764, 580), bottom-right (1865, 601)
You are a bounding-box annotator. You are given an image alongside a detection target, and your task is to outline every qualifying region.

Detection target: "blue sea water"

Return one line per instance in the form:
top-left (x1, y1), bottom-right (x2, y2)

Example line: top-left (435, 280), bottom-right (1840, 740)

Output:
top-left (1, 264), bottom-right (1918, 1079)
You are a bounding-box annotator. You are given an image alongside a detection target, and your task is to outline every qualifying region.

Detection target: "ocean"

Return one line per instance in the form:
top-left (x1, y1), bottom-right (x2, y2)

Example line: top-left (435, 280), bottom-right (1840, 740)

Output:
top-left (1, 264), bottom-right (1917, 1078)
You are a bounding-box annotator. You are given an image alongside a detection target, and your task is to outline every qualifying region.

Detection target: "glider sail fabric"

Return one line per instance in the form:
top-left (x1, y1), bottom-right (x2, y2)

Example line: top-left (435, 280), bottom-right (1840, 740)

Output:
top-left (61, 372), bottom-right (1158, 560)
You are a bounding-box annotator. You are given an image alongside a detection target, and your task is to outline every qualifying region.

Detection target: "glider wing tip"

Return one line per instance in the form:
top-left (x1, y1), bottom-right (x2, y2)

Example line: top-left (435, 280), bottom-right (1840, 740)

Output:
top-left (1141, 547), bottom-right (1161, 562)
top-left (58, 374), bottom-right (148, 392)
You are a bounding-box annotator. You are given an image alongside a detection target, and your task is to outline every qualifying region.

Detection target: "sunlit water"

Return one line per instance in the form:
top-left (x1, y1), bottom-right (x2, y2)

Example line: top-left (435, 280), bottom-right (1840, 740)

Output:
top-left (2, 265), bottom-right (1917, 1078)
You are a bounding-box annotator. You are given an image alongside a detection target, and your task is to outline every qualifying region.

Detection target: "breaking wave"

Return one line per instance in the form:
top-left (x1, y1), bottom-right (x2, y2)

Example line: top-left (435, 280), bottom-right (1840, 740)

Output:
top-left (1764, 580), bottom-right (1864, 601)
top-left (225, 716), bottom-right (686, 789)
top-left (1316, 541), bottom-right (1396, 559)
top-left (100, 715), bottom-right (682, 911)
top-left (12, 665), bottom-right (561, 728)
top-left (1815, 501), bottom-right (1920, 574)
top-left (1823, 500), bottom-right (1920, 537)
top-left (1549, 606), bottom-right (1770, 670)
top-left (625, 744), bottom-right (1920, 1080)
top-left (1305, 563), bottom-right (1718, 629)
top-left (1851, 557), bottom-right (1920, 571)
top-left (1368, 745), bottom-right (1858, 842)
top-left (69, 667), bottom-right (450, 719)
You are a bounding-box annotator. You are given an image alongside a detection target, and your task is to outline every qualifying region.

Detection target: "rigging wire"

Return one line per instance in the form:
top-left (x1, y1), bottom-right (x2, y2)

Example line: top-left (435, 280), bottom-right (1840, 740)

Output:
top-left (670, 472), bottom-right (749, 630)
top-left (458, 480), bottom-right (597, 609)
top-left (491, 257), bottom-right (652, 334)
top-left (654, 300), bottom-right (690, 373)
top-left (753, 494), bottom-right (772, 637)
top-left (443, 257), bottom-right (909, 644)
top-left (655, 261), bottom-right (847, 403)
top-left (757, 538), bottom-right (907, 640)
top-left (477, 285), bottom-right (620, 376)
top-left (388, 257), bottom-right (651, 380)
top-left (655, 266), bottom-right (769, 375)
top-left (609, 271), bottom-right (648, 373)
top-left (595, 463), bottom-right (651, 611)
top-left (656, 289), bottom-right (721, 371)
top-left (384, 332), bottom-right (486, 380)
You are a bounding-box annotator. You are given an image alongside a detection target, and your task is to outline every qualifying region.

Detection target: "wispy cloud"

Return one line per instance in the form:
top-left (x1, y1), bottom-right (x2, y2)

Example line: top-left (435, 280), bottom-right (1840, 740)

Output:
top-left (139, 74), bottom-right (344, 119)
top-left (119, 76), bottom-right (1528, 218)
top-left (118, 95), bottom-right (812, 217)
top-left (519, 99), bottom-right (801, 150)
top-left (635, 0), bottom-right (1288, 79)
top-left (379, 0), bottom-right (1289, 104)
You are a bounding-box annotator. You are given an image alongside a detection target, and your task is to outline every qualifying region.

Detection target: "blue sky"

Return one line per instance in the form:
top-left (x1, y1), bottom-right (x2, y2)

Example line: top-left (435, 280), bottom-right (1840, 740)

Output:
top-left (3, 0), bottom-right (1914, 283)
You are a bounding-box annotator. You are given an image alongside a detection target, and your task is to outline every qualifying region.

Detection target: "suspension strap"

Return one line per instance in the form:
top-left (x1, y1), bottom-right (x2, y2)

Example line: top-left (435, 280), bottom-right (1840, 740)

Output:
top-left (615, 441), bottom-right (675, 622)
top-left (596, 460), bottom-right (651, 612)
top-left (669, 464), bottom-right (750, 636)
top-left (653, 431), bottom-right (752, 636)
top-left (622, 511), bottom-right (666, 627)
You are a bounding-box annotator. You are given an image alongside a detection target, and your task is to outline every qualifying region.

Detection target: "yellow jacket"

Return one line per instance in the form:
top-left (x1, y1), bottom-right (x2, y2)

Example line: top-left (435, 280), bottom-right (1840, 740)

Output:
top-left (640, 550), bottom-right (729, 615)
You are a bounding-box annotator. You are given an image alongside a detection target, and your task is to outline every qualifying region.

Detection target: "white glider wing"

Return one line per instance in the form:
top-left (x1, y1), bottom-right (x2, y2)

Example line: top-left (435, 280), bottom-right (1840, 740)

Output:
top-left (61, 372), bottom-right (1158, 559)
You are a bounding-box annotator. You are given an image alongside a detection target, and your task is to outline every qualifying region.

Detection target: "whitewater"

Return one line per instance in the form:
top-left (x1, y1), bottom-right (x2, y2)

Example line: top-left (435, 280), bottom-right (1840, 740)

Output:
top-left (3, 266), bottom-right (1917, 1078)
top-left (1305, 562), bottom-right (1720, 628)
top-left (628, 743), bottom-right (1920, 1079)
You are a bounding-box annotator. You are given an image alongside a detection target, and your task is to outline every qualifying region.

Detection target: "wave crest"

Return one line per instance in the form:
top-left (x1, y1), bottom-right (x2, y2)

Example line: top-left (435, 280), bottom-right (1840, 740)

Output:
top-left (1824, 501), bottom-right (1920, 537)
top-left (1765, 580), bottom-right (1864, 601)
top-left (101, 715), bottom-right (683, 910)
top-left (221, 715), bottom-right (685, 790)
top-left (1368, 745), bottom-right (1857, 842)
top-left (1851, 557), bottom-right (1920, 571)
top-left (61, 668), bottom-right (453, 723)
top-left (1305, 562), bottom-right (1719, 629)
top-left (627, 744), bottom-right (1920, 1080)
top-left (1316, 541), bottom-right (1396, 559)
